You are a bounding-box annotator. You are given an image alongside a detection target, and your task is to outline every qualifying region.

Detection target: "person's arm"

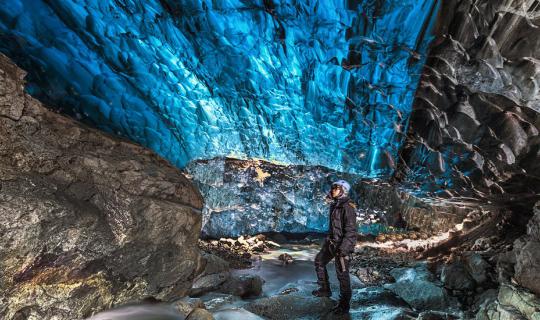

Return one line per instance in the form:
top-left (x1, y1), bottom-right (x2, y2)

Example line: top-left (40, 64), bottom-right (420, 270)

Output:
top-left (338, 203), bottom-right (357, 255)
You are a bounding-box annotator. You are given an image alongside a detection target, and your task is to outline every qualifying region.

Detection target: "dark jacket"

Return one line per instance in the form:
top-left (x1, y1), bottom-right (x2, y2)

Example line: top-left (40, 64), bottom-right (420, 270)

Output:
top-left (327, 196), bottom-right (357, 255)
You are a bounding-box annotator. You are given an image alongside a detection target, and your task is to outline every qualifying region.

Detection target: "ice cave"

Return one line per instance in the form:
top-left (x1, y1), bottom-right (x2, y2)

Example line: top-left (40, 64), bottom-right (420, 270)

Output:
top-left (0, 0), bottom-right (539, 319)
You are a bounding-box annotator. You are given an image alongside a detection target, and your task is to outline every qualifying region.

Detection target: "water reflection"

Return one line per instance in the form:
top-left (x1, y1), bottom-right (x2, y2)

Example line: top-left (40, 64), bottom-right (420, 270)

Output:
top-left (87, 303), bottom-right (183, 320)
top-left (87, 244), bottom-right (355, 320)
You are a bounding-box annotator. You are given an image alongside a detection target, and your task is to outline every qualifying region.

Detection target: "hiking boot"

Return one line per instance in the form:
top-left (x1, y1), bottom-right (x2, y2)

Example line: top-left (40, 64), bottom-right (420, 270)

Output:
top-left (311, 285), bottom-right (332, 297)
top-left (332, 303), bottom-right (350, 315)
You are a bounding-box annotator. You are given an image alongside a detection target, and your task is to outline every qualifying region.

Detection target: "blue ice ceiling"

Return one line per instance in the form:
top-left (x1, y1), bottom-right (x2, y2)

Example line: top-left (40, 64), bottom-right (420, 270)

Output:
top-left (0, 0), bottom-right (439, 175)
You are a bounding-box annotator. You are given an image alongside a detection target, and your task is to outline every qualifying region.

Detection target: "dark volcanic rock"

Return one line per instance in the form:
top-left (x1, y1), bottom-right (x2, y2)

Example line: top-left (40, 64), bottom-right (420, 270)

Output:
top-left (441, 263), bottom-right (476, 291)
top-left (0, 54), bottom-right (204, 320)
top-left (189, 253), bottom-right (231, 297)
top-left (513, 201), bottom-right (540, 296)
top-left (463, 253), bottom-right (490, 285)
top-left (244, 291), bottom-right (335, 320)
top-left (218, 274), bottom-right (264, 298)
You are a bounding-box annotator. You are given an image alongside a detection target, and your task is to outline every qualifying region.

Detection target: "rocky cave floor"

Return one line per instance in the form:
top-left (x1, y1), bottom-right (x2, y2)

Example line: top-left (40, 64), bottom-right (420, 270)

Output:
top-left (170, 220), bottom-right (529, 320)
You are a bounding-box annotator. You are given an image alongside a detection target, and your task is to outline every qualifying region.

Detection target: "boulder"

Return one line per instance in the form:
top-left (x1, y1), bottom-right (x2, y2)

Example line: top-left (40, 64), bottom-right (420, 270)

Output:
top-left (350, 286), bottom-right (411, 309)
top-left (476, 283), bottom-right (540, 320)
top-left (246, 284), bottom-right (417, 320)
top-left (441, 262), bottom-right (476, 291)
top-left (244, 292), bottom-right (335, 320)
top-left (498, 284), bottom-right (540, 320)
top-left (189, 254), bottom-right (231, 297)
top-left (417, 310), bottom-right (460, 320)
top-left (199, 293), bottom-right (240, 312)
top-left (0, 54), bottom-right (204, 320)
top-left (527, 203), bottom-right (540, 240)
top-left (513, 239), bottom-right (540, 295)
top-left (385, 264), bottom-right (455, 311)
top-left (200, 254), bottom-right (230, 277)
top-left (464, 253), bottom-right (491, 285)
top-left (190, 272), bottom-right (231, 297)
top-left (186, 308), bottom-right (214, 320)
top-left (174, 297), bottom-right (206, 318)
top-left (476, 301), bottom-right (528, 320)
top-left (472, 289), bottom-right (498, 314)
top-left (513, 202), bottom-right (540, 296)
top-left (219, 274), bottom-right (264, 298)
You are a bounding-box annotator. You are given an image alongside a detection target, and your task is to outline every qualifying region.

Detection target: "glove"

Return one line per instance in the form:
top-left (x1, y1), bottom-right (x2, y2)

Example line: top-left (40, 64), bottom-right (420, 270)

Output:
top-left (327, 240), bottom-right (337, 256)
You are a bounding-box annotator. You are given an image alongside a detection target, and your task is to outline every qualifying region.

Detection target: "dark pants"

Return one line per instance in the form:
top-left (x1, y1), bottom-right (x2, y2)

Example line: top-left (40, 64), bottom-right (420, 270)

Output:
top-left (314, 240), bottom-right (351, 307)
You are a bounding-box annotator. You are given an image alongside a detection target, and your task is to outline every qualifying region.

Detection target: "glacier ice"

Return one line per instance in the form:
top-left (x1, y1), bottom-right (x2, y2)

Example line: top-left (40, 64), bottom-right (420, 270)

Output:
top-left (0, 0), bottom-right (439, 176)
top-left (187, 157), bottom-right (394, 237)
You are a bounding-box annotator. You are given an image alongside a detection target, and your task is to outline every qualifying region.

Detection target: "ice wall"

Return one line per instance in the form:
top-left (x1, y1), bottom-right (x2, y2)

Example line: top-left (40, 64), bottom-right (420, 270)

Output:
top-left (0, 0), bottom-right (439, 175)
top-left (395, 0), bottom-right (540, 197)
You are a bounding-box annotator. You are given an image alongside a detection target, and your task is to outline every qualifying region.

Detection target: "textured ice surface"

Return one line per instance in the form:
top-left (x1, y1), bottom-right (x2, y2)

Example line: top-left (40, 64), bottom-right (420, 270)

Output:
top-left (187, 157), bottom-right (387, 238)
top-left (395, 0), bottom-right (540, 197)
top-left (0, 0), bottom-right (439, 175)
top-left (188, 157), bottom-right (474, 237)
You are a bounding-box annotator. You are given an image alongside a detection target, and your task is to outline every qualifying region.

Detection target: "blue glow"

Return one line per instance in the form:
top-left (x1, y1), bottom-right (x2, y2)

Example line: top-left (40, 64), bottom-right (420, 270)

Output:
top-left (0, 0), bottom-right (439, 175)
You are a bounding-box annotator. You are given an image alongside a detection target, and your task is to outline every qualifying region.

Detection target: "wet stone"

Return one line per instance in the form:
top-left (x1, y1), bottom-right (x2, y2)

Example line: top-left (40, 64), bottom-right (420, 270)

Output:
top-left (186, 308), bottom-right (214, 320)
top-left (441, 262), bottom-right (476, 291)
top-left (385, 264), bottom-right (457, 311)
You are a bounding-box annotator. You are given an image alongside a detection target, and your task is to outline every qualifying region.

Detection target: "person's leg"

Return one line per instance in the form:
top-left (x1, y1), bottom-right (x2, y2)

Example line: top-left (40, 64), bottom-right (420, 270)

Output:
top-left (334, 255), bottom-right (352, 314)
top-left (312, 241), bottom-right (333, 297)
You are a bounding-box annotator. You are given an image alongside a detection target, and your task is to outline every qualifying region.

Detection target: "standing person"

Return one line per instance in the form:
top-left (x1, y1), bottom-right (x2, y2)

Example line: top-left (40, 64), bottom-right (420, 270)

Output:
top-left (312, 180), bottom-right (357, 315)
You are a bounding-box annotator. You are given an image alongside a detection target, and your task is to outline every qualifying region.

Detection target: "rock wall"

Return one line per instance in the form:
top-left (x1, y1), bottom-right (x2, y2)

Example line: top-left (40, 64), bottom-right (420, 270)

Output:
top-left (398, 0), bottom-right (540, 198)
top-left (0, 53), bottom-right (204, 320)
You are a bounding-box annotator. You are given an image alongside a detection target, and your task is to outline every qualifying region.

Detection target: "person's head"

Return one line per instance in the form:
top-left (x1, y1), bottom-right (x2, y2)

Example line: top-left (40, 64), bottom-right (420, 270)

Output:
top-left (330, 180), bottom-right (351, 199)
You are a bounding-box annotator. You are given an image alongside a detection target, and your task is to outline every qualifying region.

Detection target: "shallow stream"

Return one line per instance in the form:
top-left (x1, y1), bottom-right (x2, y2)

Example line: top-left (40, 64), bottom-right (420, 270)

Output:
top-left (88, 244), bottom-right (409, 320)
